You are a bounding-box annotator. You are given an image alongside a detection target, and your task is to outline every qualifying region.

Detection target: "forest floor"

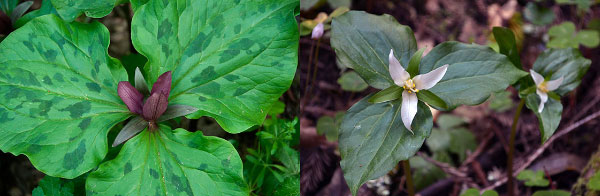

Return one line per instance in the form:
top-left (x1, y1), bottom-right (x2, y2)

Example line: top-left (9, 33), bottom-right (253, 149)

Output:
top-left (300, 0), bottom-right (600, 196)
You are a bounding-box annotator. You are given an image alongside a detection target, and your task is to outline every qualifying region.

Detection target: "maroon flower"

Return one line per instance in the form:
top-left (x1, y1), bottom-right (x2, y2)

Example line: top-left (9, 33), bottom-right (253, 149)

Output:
top-left (113, 69), bottom-right (198, 147)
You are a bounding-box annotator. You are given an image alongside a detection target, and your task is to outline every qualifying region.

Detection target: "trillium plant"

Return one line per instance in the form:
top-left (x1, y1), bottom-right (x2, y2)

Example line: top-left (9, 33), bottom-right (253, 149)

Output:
top-left (0, 0), bottom-right (299, 195)
top-left (331, 11), bottom-right (527, 195)
top-left (492, 27), bottom-right (590, 195)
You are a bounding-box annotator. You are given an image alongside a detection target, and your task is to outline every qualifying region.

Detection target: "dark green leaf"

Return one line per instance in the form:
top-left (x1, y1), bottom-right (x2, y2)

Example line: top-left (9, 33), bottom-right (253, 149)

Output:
top-left (338, 71), bottom-right (368, 92)
top-left (368, 85), bottom-right (402, 103)
top-left (0, 15), bottom-right (130, 178)
top-left (416, 89), bottom-right (447, 110)
top-left (331, 11), bottom-right (417, 89)
top-left (339, 94), bottom-right (433, 195)
top-left (524, 2), bottom-right (555, 26)
top-left (120, 53), bottom-right (147, 85)
top-left (420, 42), bottom-right (527, 109)
top-left (531, 48), bottom-right (591, 96)
top-left (132, 0), bottom-right (299, 133)
top-left (492, 27), bottom-right (521, 69)
top-left (525, 93), bottom-right (563, 143)
top-left (87, 126), bottom-right (248, 195)
top-left (407, 47), bottom-right (426, 76)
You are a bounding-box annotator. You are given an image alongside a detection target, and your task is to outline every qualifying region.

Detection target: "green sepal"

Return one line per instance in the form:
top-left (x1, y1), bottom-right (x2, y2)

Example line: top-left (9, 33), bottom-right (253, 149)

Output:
top-left (407, 47), bottom-right (426, 77)
top-left (368, 85), bottom-right (402, 103)
top-left (416, 90), bottom-right (448, 110)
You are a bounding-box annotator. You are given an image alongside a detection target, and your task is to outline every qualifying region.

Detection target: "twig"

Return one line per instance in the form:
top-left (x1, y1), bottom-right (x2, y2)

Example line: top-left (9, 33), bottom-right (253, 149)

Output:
top-left (481, 109), bottom-right (600, 192)
top-left (417, 152), bottom-right (468, 179)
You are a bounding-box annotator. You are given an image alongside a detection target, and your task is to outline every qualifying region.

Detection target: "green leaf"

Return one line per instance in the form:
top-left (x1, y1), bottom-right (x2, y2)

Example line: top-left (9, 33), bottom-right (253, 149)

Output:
top-left (416, 89), bottom-right (448, 110)
top-left (338, 71), bottom-right (368, 92)
top-left (130, 0), bottom-right (149, 11)
top-left (587, 171), bottom-right (600, 190)
top-left (339, 94), bottom-right (433, 195)
top-left (0, 0), bottom-right (17, 15)
top-left (437, 114), bottom-right (466, 130)
top-left (492, 27), bottom-right (522, 69)
top-left (531, 190), bottom-right (570, 196)
top-left (547, 22), bottom-right (579, 48)
top-left (267, 100), bottom-right (285, 116)
top-left (420, 42), bottom-right (527, 109)
top-left (409, 156), bottom-right (446, 191)
top-left (425, 128), bottom-right (450, 152)
top-left (0, 15), bottom-right (130, 178)
top-left (368, 85), bottom-right (402, 103)
top-left (272, 175), bottom-right (300, 196)
top-left (531, 48), bottom-right (591, 96)
top-left (482, 190), bottom-right (499, 196)
top-left (132, 0), bottom-right (299, 133)
top-left (34, 176), bottom-right (74, 196)
top-left (523, 2), bottom-right (555, 26)
top-left (120, 53), bottom-right (148, 85)
top-left (86, 126), bottom-right (248, 195)
top-left (316, 112), bottom-right (344, 142)
top-left (300, 0), bottom-right (321, 10)
top-left (575, 30), bottom-right (600, 48)
top-left (488, 91), bottom-right (513, 112)
top-left (407, 47), bottom-right (426, 77)
top-left (331, 11), bottom-right (417, 89)
top-left (448, 128), bottom-right (477, 162)
top-left (13, 0), bottom-right (58, 28)
top-left (525, 94), bottom-right (563, 143)
top-left (460, 188), bottom-right (480, 196)
top-left (49, 0), bottom-right (121, 22)
top-left (517, 169), bottom-right (550, 187)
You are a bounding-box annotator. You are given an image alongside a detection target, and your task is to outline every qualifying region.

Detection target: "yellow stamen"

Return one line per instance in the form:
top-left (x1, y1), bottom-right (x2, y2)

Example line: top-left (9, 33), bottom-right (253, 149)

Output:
top-left (403, 79), bottom-right (419, 93)
top-left (538, 81), bottom-right (548, 93)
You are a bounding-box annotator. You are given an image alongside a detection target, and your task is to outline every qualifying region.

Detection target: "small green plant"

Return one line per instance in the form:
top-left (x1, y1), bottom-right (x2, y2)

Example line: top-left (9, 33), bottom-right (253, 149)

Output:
top-left (460, 188), bottom-right (499, 196)
top-left (517, 169), bottom-right (550, 187)
top-left (0, 0), bottom-right (299, 195)
top-left (547, 21), bottom-right (600, 49)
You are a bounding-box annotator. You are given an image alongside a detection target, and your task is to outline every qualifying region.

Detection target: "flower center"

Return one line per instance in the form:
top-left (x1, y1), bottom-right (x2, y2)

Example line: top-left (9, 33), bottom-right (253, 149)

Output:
top-left (538, 82), bottom-right (548, 93)
top-left (403, 79), bottom-right (419, 93)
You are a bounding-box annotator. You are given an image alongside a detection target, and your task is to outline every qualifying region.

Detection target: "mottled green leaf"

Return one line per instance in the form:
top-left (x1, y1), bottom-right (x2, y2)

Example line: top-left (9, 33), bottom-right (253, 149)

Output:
top-left (420, 42), bottom-right (527, 109)
top-left (331, 11), bottom-right (417, 89)
top-left (13, 0), bottom-right (58, 28)
top-left (130, 0), bottom-right (149, 11)
top-left (337, 71), bottom-right (368, 92)
top-left (132, 0), bottom-right (299, 133)
top-left (492, 27), bottom-right (522, 68)
top-left (339, 94), bottom-right (433, 195)
top-left (524, 2), bottom-right (555, 26)
top-left (517, 169), bottom-right (550, 187)
top-left (525, 94), bottom-right (563, 143)
top-left (532, 190), bottom-right (570, 196)
top-left (0, 15), bottom-right (130, 178)
top-left (49, 0), bottom-right (121, 22)
top-left (86, 126), bottom-right (248, 195)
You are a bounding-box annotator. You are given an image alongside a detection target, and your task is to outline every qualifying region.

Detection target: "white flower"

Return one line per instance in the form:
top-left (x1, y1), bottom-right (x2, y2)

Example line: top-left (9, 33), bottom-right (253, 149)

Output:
top-left (389, 49), bottom-right (448, 132)
top-left (530, 70), bottom-right (564, 113)
top-left (311, 22), bottom-right (324, 40)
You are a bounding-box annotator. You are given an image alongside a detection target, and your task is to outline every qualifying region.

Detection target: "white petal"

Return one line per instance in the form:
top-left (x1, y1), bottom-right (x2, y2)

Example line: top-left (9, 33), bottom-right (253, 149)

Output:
top-left (401, 90), bottom-right (418, 132)
top-left (536, 89), bottom-right (548, 113)
top-left (530, 70), bottom-right (544, 85)
top-left (545, 76), bottom-right (564, 91)
top-left (389, 49), bottom-right (410, 86)
top-left (413, 64), bottom-right (448, 90)
top-left (311, 23), bottom-right (324, 39)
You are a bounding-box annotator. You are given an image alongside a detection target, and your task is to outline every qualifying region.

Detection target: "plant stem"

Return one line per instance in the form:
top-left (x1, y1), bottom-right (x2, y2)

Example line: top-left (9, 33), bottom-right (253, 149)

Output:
top-left (507, 99), bottom-right (525, 196)
top-left (402, 160), bottom-right (415, 196)
top-left (304, 39), bottom-right (315, 92)
top-left (308, 38), bottom-right (322, 98)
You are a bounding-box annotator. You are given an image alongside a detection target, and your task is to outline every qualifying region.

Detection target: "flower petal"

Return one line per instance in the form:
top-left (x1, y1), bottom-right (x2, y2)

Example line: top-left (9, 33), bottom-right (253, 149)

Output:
top-left (530, 69), bottom-right (544, 85)
top-left (389, 49), bottom-right (410, 86)
top-left (536, 89), bottom-right (548, 113)
top-left (414, 64), bottom-right (448, 90)
top-left (151, 71), bottom-right (172, 98)
top-left (118, 81), bottom-right (144, 114)
top-left (311, 23), bottom-right (324, 40)
top-left (545, 76), bottom-right (564, 91)
top-left (142, 92), bottom-right (169, 121)
top-left (401, 90), bottom-right (418, 132)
